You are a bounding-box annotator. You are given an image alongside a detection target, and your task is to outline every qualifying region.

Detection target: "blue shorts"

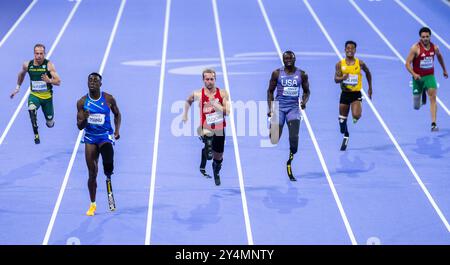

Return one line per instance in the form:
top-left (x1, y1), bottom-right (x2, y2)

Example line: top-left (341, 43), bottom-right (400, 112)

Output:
top-left (272, 104), bottom-right (301, 126)
top-left (84, 133), bottom-right (114, 145)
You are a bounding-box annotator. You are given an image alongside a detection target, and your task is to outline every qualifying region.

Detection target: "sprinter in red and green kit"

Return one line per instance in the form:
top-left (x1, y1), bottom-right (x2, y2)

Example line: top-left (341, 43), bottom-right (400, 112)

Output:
top-left (405, 27), bottom-right (448, 132)
top-left (10, 44), bottom-right (61, 144)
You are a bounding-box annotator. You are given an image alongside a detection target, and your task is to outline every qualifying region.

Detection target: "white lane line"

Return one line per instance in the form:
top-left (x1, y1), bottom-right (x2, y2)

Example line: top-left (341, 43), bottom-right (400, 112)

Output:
top-left (348, 0), bottom-right (450, 233)
top-left (394, 0), bottom-right (449, 50)
top-left (258, 0), bottom-right (358, 245)
top-left (212, 0), bottom-right (254, 245)
top-left (348, 0), bottom-right (450, 116)
top-left (144, 0), bottom-right (171, 245)
top-left (306, 0), bottom-right (450, 233)
top-left (42, 0), bottom-right (127, 245)
top-left (442, 0), bottom-right (450, 8)
top-left (0, 0), bottom-right (38, 48)
top-left (0, 0), bottom-right (82, 146)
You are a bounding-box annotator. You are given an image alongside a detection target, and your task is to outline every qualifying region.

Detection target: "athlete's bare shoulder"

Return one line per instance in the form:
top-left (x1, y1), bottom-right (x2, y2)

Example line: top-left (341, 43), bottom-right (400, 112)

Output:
top-left (272, 68), bottom-right (280, 76)
top-left (219, 88), bottom-right (229, 99)
top-left (410, 43), bottom-right (420, 53)
top-left (77, 95), bottom-right (87, 109)
top-left (103, 92), bottom-right (118, 106)
top-left (335, 60), bottom-right (342, 71)
top-left (433, 43), bottom-right (440, 51)
top-left (193, 88), bottom-right (203, 100)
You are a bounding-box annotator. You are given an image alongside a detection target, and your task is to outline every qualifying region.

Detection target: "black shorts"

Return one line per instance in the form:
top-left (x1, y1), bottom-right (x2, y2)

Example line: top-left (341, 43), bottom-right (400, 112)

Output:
top-left (340, 91), bottom-right (362, 105)
top-left (212, 130), bottom-right (225, 153)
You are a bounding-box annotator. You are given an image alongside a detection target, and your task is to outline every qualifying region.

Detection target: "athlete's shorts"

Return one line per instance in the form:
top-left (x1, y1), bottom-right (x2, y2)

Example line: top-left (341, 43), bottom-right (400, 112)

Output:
top-left (412, 74), bottom-right (437, 95)
top-left (84, 133), bottom-right (114, 145)
top-left (28, 94), bottom-right (54, 121)
top-left (272, 103), bottom-right (301, 126)
top-left (340, 91), bottom-right (362, 105)
top-left (212, 129), bottom-right (225, 153)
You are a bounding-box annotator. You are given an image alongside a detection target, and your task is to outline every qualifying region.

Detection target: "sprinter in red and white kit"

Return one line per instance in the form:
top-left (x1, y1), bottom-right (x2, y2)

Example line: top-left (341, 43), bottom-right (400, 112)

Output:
top-left (406, 27), bottom-right (448, 132)
top-left (183, 68), bottom-right (230, 186)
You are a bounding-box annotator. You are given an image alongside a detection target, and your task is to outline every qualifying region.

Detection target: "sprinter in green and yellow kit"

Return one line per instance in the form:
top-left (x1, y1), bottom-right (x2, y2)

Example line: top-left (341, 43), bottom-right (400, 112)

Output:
top-left (10, 44), bottom-right (61, 144)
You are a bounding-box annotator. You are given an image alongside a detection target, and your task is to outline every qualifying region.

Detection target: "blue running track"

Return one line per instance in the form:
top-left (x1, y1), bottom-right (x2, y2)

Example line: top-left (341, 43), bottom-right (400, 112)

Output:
top-left (0, 0), bottom-right (449, 245)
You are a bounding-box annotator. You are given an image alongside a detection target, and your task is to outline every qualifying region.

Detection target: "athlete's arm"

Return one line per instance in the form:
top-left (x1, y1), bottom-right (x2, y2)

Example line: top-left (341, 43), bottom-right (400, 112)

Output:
top-left (405, 44), bottom-right (421, 80)
top-left (267, 69), bottom-right (279, 117)
top-left (300, 71), bottom-right (310, 109)
top-left (360, 60), bottom-right (373, 99)
top-left (334, 61), bottom-right (348, 83)
top-left (42, 61), bottom-right (61, 86)
top-left (435, 45), bottom-right (448, 79)
top-left (10, 61), bottom-right (28, 99)
top-left (108, 94), bottom-right (121, 140)
top-left (77, 96), bottom-right (89, 130)
top-left (183, 90), bottom-right (199, 122)
top-left (218, 90), bottom-right (230, 116)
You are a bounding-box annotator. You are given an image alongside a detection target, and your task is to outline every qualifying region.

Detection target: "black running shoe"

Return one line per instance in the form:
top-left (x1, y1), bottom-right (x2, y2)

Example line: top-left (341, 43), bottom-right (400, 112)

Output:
top-left (34, 134), bottom-right (40, 144)
top-left (214, 174), bottom-right (221, 186)
top-left (212, 160), bottom-right (222, 186)
top-left (431, 122), bottom-right (439, 132)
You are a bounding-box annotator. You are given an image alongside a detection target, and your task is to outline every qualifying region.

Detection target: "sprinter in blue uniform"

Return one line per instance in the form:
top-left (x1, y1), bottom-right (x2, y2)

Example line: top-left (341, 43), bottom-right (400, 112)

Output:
top-left (267, 51), bottom-right (310, 181)
top-left (77, 72), bottom-right (121, 216)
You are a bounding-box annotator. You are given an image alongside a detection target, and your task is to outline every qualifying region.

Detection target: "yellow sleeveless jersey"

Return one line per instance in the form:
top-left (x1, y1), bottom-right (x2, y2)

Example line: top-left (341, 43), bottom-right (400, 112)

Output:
top-left (340, 58), bottom-right (362, 92)
top-left (28, 59), bottom-right (53, 99)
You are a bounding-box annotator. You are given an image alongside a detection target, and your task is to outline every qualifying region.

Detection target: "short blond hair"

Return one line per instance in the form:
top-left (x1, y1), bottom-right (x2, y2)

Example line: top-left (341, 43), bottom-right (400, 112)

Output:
top-left (34, 43), bottom-right (46, 52)
top-left (202, 68), bottom-right (216, 79)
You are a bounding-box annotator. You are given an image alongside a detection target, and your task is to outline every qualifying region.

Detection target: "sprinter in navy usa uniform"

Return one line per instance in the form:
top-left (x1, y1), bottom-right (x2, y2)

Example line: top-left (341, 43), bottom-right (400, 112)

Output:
top-left (267, 51), bottom-right (310, 181)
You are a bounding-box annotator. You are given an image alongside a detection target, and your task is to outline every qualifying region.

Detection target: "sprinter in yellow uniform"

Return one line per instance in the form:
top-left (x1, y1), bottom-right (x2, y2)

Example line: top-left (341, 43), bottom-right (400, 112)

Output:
top-left (334, 40), bottom-right (372, 151)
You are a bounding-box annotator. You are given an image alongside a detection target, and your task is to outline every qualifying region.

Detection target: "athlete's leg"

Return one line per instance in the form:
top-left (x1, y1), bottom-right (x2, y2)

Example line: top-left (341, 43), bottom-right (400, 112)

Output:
top-left (41, 97), bottom-right (55, 128)
top-left (286, 107), bottom-right (301, 155)
top-left (269, 101), bottom-right (286, 144)
top-left (287, 119), bottom-right (300, 154)
top-left (198, 127), bottom-right (213, 160)
top-left (85, 143), bottom-right (100, 203)
top-left (85, 143), bottom-right (100, 216)
top-left (427, 88), bottom-right (438, 131)
top-left (351, 100), bottom-right (362, 123)
top-left (339, 100), bottom-right (351, 151)
top-left (412, 78), bottom-right (423, 110)
top-left (285, 119), bottom-right (300, 181)
top-left (198, 126), bottom-right (213, 177)
top-left (413, 94), bottom-right (421, 110)
top-left (211, 130), bottom-right (225, 186)
top-left (28, 104), bottom-right (38, 134)
top-left (99, 142), bottom-right (114, 178)
top-left (99, 141), bottom-right (116, 211)
top-left (284, 106), bottom-right (301, 181)
top-left (270, 106), bottom-right (285, 144)
top-left (421, 90), bottom-right (427, 106)
top-left (427, 88), bottom-right (437, 123)
top-left (28, 95), bottom-right (41, 143)
top-left (339, 103), bottom-right (350, 136)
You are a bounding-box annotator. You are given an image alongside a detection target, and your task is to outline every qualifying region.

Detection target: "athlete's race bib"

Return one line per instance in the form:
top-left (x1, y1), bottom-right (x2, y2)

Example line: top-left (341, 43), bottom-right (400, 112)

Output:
top-left (31, 80), bottom-right (47, 91)
top-left (420, 56), bottom-right (433, 69)
top-left (343, 74), bottom-right (359, 86)
top-left (88, 113), bottom-right (105, 125)
top-left (206, 112), bottom-right (223, 125)
top-left (282, 86), bottom-right (299, 97)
